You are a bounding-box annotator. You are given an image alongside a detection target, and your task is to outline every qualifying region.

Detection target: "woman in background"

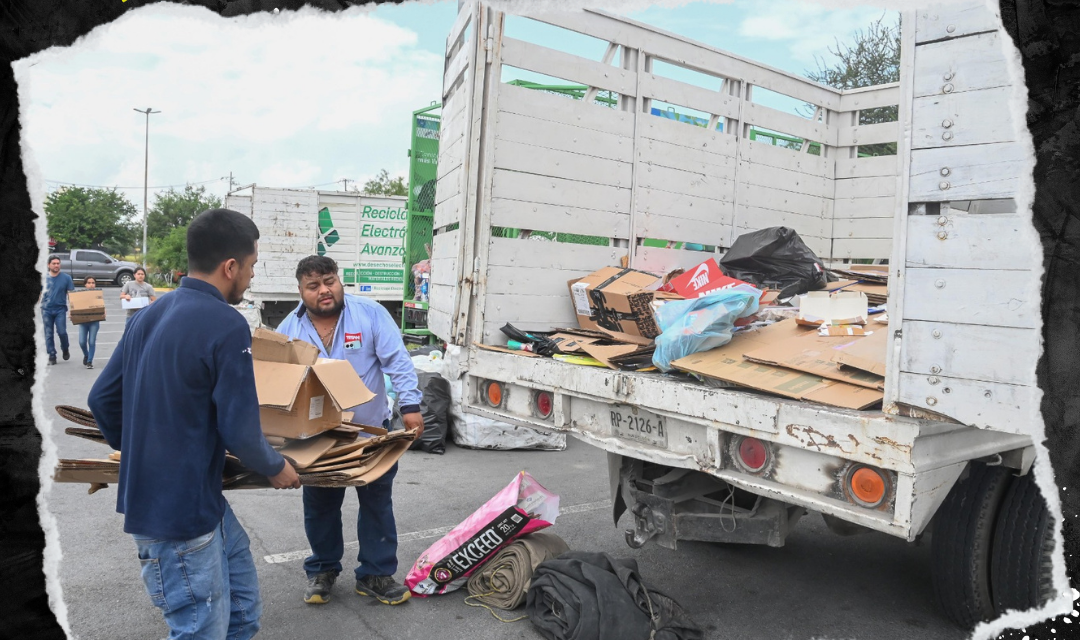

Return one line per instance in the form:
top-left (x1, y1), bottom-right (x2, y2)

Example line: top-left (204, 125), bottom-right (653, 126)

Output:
top-left (75, 276), bottom-right (102, 369)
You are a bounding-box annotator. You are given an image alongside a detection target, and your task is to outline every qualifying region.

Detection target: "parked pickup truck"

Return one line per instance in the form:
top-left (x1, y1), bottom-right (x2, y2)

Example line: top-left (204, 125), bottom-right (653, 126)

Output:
top-left (431, 0), bottom-right (1060, 629)
top-left (51, 250), bottom-right (139, 286)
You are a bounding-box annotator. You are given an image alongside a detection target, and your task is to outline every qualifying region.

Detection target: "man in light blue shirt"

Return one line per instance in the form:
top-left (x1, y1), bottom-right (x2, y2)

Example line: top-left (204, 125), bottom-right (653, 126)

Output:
top-left (42, 255), bottom-right (75, 365)
top-left (275, 255), bottom-right (423, 606)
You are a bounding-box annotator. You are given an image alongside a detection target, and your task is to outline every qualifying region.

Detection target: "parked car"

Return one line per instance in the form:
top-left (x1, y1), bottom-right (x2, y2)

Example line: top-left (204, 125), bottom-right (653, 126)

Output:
top-left (51, 249), bottom-right (139, 286)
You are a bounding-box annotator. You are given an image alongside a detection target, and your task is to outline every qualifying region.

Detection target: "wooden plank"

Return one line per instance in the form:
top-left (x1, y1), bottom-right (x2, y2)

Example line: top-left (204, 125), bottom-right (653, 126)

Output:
top-left (435, 166), bottom-right (462, 208)
top-left (903, 268), bottom-right (1039, 329)
top-left (835, 121), bottom-right (900, 147)
top-left (633, 245), bottom-right (715, 274)
top-left (428, 308), bottom-right (453, 343)
top-left (913, 31), bottom-right (1009, 98)
top-left (740, 138), bottom-right (832, 177)
top-left (484, 264), bottom-right (602, 296)
top-left (442, 88), bottom-right (467, 124)
top-left (490, 198), bottom-right (629, 239)
top-left (905, 213), bottom-right (1033, 270)
top-left (491, 169), bottom-right (631, 213)
top-left (831, 238), bottom-right (893, 261)
top-left (430, 257), bottom-right (458, 287)
top-left (637, 137), bottom-right (735, 176)
top-left (443, 45), bottom-right (470, 98)
top-left (635, 213), bottom-right (733, 245)
top-left (743, 102), bottom-right (834, 144)
top-left (439, 110), bottom-right (467, 150)
top-left (736, 182), bottom-right (827, 217)
top-left (431, 229), bottom-right (461, 261)
top-left (636, 186), bottom-right (735, 224)
top-left (436, 133), bottom-right (465, 178)
top-left (897, 373), bottom-right (1037, 435)
top-left (909, 142), bottom-right (1026, 202)
top-left (522, 10), bottom-right (842, 110)
top-left (500, 37), bottom-right (637, 97)
top-left (488, 235), bottom-right (626, 270)
top-left (915, 1), bottom-right (1001, 44)
top-left (496, 82), bottom-right (635, 139)
top-left (835, 155), bottom-right (899, 179)
top-left (737, 161), bottom-right (831, 199)
top-left (493, 139), bottom-right (633, 188)
top-left (638, 73), bottom-right (738, 120)
top-left (433, 195), bottom-right (462, 228)
top-left (639, 114), bottom-right (735, 158)
top-left (446, 3), bottom-right (472, 54)
top-left (484, 292), bottom-right (581, 326)
top-left (838, 84), bottom-right (901, 112)
top-left (900, 320), bottom-right (1038, 386)
top-left (912, 86), bottom-right (1015, 149)
top-left (637, 164), bottom-right (735, 202)
top-left (834, 176), bottom-right (897, 200)
top-left (833, 217), bottom-right (894, 240)
top-left (833, 196), bottom-right (895, 219)
top-left (733, 205), bottom-right (831, 239)
top-left (494, 110), bottom-right (633, 163)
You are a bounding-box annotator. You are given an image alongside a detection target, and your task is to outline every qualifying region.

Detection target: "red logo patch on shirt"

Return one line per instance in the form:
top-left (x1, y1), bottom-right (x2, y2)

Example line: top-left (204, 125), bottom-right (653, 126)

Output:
top-left (344, 332), bottom-right (363, 350)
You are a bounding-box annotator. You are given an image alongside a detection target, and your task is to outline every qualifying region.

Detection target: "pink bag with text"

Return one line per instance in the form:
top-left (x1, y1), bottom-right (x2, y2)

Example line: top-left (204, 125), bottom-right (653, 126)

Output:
top-left (406, 471), bottom-right (560, 596)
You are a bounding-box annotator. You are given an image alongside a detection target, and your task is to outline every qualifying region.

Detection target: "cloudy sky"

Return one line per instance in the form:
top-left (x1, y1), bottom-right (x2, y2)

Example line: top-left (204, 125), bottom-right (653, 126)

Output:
top-left (13, 0), bottom-right (893, 211)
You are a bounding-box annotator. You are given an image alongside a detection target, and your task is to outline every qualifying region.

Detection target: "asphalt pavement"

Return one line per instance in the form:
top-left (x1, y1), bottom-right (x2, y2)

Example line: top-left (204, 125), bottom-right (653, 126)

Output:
top-left (39, 289), bottom-right (969, 640)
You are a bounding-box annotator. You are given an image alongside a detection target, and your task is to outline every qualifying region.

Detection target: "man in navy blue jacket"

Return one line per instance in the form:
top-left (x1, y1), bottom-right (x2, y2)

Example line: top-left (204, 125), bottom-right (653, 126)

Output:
top-left (89, 208), bottom-right (300, 639)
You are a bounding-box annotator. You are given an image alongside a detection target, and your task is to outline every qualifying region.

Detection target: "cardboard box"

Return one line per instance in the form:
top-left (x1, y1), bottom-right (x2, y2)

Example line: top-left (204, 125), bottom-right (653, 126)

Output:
top-left (251, 328), bottom-right (375, 439)
top-left (121, 297), bottom-right (150, 310)
top-left (796, 291), bottom-right (869, 327)
top-left (568, 267), bottom-right (677, 343)
top-left (672, 319), bottom-right (884, 410)
top-left (69, 290), bottom-right (106, 324)
top-left (743, 328), bottom-right (887, 390)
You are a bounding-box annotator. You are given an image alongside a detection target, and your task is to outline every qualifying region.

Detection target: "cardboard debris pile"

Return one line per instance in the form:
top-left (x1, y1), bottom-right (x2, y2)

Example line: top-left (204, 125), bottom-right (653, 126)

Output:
top-left (51, 331), bottom-right (416, 492)
top-left (477, 253), bottom-right (891, 412)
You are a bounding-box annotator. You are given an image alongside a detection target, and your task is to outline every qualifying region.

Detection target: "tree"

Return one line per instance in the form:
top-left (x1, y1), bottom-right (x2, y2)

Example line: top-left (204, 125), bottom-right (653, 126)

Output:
top-left (146, 184), bottom-right (222, 240)
top-left (361, 169), bottom-right (407, 197)
top-left (45, 186), bottom-right (139, 255)
top-left (149, 224), bottom-right (188, 275)
top-left (804, 13), bottom-right (901, 155)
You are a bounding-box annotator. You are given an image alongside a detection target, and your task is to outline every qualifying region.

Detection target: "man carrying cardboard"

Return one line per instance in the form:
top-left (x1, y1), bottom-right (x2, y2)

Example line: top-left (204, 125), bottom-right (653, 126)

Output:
top-left (42, 254), bottom-right (75, 365)
top-left (275, 255), bottom-right (423, 606)
top-left (89, 209), bottom-right (301, 639)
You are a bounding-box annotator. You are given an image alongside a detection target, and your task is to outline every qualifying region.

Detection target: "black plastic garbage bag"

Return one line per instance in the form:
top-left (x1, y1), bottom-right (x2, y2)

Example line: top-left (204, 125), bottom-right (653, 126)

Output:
top-left (406, 371), bottom-right (450, 454)
top-left (719, 226), bottom-right (833, 299)
top-left (526, 551), bottom-right (703, 640)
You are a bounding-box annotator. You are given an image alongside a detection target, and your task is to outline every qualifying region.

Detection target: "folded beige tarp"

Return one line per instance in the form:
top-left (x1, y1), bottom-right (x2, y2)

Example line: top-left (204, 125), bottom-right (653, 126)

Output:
top-left (466, 531), bottom-right (570, 611)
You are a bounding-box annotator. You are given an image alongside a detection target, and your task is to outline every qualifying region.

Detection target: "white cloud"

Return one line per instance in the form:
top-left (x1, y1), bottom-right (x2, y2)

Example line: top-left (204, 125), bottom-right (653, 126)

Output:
top-left (738, 0), bottom-right (893, 66)
top-left (14, 3), bottom-right (444, 202)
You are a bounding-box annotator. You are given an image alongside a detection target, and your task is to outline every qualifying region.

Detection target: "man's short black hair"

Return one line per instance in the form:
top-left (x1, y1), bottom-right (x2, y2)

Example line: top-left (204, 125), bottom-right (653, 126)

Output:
top-left (187, 209), bottom-right (260, 274)
top-left (296, 255), bottom-right (338, 282)
top-left (48, 255), bottom-right (60, 264)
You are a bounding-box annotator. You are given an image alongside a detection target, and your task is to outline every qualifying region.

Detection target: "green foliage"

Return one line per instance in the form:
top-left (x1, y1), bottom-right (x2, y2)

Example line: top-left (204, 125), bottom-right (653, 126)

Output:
top-left (45, 186), bottom-right (139, 255)
top-left (149, 224), bottom-right (188, 274)
top-left (804, 13), bottom-right (901, 156)
top-left (147, 184), bottom-right (222, 239)
top-left (362, 169), bottom-right (407, 197)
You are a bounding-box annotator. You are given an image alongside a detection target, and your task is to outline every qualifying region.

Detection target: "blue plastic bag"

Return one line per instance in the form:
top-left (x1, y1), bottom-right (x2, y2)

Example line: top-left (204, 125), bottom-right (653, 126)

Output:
top-left (652, 288), bottom-right (761, 372)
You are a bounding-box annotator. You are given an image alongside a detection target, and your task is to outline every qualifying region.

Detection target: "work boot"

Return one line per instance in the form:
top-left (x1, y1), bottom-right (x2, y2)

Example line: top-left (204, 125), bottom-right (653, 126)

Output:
top-left (303, 571), bottom-right (337, 604)
top-left (355, 575), bottom-right (411, 605)
top-left (49, 355), bottom-right (57, 365)
top-left (62, 349), bottom-right (70, 361)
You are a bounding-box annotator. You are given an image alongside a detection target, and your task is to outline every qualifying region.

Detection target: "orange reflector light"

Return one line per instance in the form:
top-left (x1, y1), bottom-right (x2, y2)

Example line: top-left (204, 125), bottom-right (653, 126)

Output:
top-left (485, 381), bottom-right (503, 407)
top-left (850, 467), bottom-right (887, 506)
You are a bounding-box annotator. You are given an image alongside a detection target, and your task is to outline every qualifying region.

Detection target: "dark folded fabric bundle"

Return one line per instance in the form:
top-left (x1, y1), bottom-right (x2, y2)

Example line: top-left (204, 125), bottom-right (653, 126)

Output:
top-left (526, 551), bottom-right (703, 640)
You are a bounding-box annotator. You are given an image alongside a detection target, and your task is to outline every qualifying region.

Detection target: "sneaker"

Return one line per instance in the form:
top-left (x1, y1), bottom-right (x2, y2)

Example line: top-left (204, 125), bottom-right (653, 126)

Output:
top-left (303, 571), bottom-right (337, 604)
top-left (82, 355), bottom-right (87, 365)
top-left (85, 363), bottom-right (93, 370)
top-left (48, 355), bottom-right (57, 365)
top-left (62, 349), bottom-right (70, 361)
top-left (355, 575), bottom-right (411, 605)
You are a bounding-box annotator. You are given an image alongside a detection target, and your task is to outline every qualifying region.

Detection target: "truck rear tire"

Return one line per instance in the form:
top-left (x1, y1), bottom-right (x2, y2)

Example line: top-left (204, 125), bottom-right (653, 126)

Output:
top-left (930, 463), bottom-right (1013, 628)
top-left (991, 471), bottom-right (1055, 615)
top-left (115, 271), bottom-right (133, 286)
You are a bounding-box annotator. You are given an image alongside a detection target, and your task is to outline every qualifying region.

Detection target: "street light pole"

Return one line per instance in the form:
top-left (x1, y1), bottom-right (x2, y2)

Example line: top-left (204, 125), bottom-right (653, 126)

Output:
top-left (134, 107), bottom-right (160, 268)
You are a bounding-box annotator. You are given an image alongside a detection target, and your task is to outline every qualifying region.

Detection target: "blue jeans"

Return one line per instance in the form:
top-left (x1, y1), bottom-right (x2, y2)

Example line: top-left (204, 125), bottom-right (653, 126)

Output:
top-left (42, 307), bottom-right (69, 357)
top-left (302, 462), bottom-right (400, 581)
top-left (132, 502), bottom-right (262, 640)
top-left (78, 321), bottom-right (99, 364)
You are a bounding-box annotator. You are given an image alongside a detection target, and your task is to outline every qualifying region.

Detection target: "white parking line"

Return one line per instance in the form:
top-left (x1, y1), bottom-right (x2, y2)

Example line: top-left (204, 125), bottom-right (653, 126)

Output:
top-left (261, 500), bottom-right (611, 565)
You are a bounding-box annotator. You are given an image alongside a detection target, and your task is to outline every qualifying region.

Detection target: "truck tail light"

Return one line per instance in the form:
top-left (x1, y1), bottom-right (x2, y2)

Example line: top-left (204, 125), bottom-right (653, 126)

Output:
top-left (736, 436), bottom-right (769, 473)
top-left (847, 465), bottom-right (888, 508)
top-left (484, 381), bottom-right (504, 408)
top-left (534, 391), bottom-right (553, 419)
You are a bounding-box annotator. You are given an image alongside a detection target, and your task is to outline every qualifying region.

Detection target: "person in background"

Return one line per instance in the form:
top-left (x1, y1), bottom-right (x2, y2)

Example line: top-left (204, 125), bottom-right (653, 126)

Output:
top-left (120, 266), bottom-right (156, 327)
top-left (73, 276), bottom-right (102, 369)
top-left (42, 255), bottom-right (75, 365)
top-left (275, 255), bottom-right (423, 607)
top-left (89, 209), bottom-right (301, 639)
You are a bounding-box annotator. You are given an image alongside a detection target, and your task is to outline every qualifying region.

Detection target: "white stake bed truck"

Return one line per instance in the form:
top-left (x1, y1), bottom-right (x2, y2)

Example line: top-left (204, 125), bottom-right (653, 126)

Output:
top-left (431, 0), bottom-right (1060, 627)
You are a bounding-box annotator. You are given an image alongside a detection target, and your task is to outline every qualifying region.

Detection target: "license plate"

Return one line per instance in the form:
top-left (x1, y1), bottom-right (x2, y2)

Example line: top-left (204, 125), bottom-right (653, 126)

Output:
top-left (609, 405), bottom-right (668, 448)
